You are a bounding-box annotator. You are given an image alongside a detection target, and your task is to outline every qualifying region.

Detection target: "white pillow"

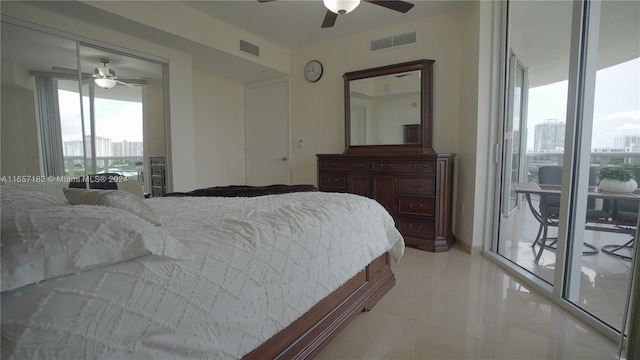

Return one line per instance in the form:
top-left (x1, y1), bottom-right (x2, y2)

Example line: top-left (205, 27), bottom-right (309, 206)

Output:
top-left (1, 205), bottom-right (192, 292)
top-left (63, 188), bottom-right (162, 225)
top-left (1, 188), bottom-right (68, 211)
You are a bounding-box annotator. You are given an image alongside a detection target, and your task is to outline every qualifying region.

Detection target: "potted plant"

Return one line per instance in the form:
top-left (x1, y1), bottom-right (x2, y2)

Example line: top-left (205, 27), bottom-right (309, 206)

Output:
top-left (598, 167), bottom-right (638, 192)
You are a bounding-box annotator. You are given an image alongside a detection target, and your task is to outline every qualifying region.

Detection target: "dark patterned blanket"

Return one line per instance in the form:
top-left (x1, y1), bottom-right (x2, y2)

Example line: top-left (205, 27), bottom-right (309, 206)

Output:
top-left (164, 184), bottom-right (318, 198)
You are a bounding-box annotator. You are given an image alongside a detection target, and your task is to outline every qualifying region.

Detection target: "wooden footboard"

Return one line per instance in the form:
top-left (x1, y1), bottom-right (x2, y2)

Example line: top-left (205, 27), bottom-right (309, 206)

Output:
top-left (242, 252), bottom-right (395, 360)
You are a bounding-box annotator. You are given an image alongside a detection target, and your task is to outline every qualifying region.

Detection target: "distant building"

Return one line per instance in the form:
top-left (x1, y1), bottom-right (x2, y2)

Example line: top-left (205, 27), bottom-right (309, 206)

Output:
top-left (534, 120), bottom-right (565, 152)
top-left (111, 140), bottom-right (143, 157)
top-left (111, 142), bottom-right (124, 157)
top-left (64, 140), bottom-right (84, 156)
top-left (614, 135), bottom-right (640, 149)
top-left (626, 143), bottom-right (640, 165)
top-left (64, 136), bottom-right (111, 157)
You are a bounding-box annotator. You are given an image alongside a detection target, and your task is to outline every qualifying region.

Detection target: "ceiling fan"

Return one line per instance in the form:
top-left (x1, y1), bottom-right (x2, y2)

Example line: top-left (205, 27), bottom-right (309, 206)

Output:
top-left (258, 0), bottom-right (414, 28)
top-left (92, 59), bottom-right (135, 89)
top-left (51, 58), bottom-right (137, 89)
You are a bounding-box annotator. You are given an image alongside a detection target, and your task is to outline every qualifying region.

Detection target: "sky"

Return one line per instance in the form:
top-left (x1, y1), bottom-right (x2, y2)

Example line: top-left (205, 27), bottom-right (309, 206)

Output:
top-left (526, 57), bottom-right (640, 150)
top-left (58, 89), bottom-right (143, 144)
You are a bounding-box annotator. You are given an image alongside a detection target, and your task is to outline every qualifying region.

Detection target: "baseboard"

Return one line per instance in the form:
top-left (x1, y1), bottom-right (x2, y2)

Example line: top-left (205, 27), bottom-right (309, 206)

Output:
top-left (454, 236), bottom-right (483, 255)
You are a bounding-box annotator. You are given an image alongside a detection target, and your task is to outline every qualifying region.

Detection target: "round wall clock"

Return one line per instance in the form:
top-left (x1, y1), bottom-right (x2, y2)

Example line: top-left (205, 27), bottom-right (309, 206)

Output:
top-left (304, 60), bottom-right (323, 82)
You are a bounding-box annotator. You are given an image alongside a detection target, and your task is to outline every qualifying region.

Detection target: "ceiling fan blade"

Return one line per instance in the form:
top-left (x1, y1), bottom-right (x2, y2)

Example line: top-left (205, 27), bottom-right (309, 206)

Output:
top-left (257, 0), bottom-right (277, 2)
top-left (116, 80), bottom-right (135, 87)
top-left (321, 10), bottom-right (338, 28)
top-left (365, 0), bottom-right (414, 13)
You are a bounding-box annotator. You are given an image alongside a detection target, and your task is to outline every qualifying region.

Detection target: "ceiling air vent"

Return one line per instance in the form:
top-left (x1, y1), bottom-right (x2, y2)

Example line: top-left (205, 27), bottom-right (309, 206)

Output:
top-left (370, 31), bottom-right (417, 52)
top-left (370, 37), bottom-right (393, 51)
top-left (240, 40), bottom-right (260, 57)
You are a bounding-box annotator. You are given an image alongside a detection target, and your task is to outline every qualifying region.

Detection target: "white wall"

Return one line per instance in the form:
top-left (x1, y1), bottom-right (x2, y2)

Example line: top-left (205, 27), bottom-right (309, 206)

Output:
top-left (192, 71), bottom-right (246, 187)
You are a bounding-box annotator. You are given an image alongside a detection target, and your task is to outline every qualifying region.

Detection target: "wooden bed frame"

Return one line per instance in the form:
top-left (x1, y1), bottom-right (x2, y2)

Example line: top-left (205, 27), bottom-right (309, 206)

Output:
top-left (242, 252), bottom-right (396, 360)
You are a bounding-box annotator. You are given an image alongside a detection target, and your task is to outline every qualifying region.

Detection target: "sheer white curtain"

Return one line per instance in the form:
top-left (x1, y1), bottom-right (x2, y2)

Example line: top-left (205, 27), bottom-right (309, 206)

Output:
top-left (34, 76), bottom-right (65, 176)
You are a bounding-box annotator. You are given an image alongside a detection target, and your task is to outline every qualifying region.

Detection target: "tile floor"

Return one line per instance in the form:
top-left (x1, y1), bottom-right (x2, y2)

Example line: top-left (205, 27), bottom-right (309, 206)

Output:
top-left (315, 246), bottom-right (621, 360)
top-left (498, 198), bottom-right (634, 331)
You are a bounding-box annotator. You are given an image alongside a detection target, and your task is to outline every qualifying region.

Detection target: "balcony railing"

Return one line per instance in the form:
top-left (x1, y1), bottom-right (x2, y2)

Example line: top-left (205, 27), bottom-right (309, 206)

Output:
top-left (63, 155), bottom-right (144, 180)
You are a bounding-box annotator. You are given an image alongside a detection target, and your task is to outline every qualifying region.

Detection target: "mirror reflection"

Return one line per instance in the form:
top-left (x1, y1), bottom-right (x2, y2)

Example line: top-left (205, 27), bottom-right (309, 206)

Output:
top-left (349, 70), bottom-right (421, 146)
top-left (1, 21), bottom-right (167, 195)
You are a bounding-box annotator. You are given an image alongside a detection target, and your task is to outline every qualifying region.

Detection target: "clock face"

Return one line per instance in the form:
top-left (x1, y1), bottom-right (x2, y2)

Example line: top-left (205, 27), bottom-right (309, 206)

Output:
top-left (304, 60), bottom-right (323, 82)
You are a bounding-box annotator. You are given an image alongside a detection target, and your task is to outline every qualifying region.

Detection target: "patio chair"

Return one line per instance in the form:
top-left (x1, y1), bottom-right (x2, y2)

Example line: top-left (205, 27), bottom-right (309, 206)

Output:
top-left (534, 166), bottom-right (605, 261)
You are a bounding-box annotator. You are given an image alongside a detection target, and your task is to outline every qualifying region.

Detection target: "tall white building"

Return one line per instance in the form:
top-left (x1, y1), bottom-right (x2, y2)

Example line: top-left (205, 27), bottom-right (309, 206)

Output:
top-left (614, 135), bottom-right (640, 149)
top-left (64, 136), bottom-right (112, 157)
top-left (534, 120), bottom-right (565, 152)
top-left (111, 140), bottom-right (143, 157)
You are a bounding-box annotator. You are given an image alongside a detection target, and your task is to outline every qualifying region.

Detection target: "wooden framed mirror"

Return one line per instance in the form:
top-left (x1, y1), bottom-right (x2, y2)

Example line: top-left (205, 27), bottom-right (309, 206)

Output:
top-left (343, 59), bottom-right (435, 154)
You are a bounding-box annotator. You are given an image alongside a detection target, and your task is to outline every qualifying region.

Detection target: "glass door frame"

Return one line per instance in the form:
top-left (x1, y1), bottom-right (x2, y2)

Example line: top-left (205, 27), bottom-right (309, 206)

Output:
top-left (487, 0), bottom-right (631, 347)
top-left (500, 49), bottom-right (528, 219)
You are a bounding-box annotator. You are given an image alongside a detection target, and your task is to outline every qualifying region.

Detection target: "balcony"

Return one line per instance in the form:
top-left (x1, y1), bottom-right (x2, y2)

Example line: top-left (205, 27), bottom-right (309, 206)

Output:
top-left (63, 155), bottom-right (144, 180)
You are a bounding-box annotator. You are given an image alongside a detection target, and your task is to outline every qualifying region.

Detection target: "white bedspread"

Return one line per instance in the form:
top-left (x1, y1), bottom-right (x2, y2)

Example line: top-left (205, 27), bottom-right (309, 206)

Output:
top-left (1, 191), bottom-right (404, 359)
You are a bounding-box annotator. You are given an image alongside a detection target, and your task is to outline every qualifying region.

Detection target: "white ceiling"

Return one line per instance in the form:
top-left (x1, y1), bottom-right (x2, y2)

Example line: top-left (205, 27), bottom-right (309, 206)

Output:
top-left (181, 0), bottom-right (466, 49)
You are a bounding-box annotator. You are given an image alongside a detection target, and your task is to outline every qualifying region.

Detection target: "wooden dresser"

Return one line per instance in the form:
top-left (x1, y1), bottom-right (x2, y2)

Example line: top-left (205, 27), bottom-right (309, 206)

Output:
top-left (317, 153), bottom-right (455, 252)
top-left (149, 155), bottom-right (167, 197)
top-left (323, 59), bottom-right (455, 252)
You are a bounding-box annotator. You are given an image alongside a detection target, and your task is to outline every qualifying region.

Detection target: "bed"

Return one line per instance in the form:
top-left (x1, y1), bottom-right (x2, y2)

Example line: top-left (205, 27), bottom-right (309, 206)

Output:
top-left (1, 184), bottom-right (404, 359)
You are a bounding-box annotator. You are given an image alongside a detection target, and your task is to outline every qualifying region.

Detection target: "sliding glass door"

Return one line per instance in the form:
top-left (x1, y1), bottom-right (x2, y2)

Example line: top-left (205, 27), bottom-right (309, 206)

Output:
top-left (495, 0), bottom-right (639, 346)
top-left (497, 0), bottom-right (574, 288)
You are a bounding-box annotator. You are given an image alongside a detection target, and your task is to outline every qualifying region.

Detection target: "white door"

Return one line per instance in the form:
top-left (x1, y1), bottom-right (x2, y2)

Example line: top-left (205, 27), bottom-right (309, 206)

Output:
top-left (245, 80), bottom-right (291, 185)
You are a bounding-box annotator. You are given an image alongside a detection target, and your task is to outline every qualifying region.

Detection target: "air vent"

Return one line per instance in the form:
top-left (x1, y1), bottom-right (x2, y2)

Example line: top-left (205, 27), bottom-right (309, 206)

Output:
top-left (240, 40), bottom-right (260, 57)
top-left (370, 31), bottom-right (417, 52)
top-left (393, 31), bottom-right (417, 47)
top-left (370, 37), bottom-right (393, 51)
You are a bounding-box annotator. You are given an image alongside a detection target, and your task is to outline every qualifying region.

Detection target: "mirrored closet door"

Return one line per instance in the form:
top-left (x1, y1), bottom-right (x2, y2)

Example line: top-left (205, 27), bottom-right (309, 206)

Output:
top-left (1, 19), bottom-right (167, 195)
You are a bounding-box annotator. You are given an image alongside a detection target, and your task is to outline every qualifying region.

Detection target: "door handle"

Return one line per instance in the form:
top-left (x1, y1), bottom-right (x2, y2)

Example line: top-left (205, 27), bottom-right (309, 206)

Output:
top-left (278, 157), bottom-right (288, 161)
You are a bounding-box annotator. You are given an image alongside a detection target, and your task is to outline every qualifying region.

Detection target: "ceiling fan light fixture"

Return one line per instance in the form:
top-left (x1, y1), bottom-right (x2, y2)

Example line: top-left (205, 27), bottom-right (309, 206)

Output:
top-left (94, 78), bottom-right (117, 89)
top-left (323, 0), bottom-right (360, 14)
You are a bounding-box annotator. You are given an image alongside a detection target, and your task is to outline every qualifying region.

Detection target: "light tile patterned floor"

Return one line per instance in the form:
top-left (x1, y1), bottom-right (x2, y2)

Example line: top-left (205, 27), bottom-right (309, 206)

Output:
top-left (316, 246), bottom-right (620, 360)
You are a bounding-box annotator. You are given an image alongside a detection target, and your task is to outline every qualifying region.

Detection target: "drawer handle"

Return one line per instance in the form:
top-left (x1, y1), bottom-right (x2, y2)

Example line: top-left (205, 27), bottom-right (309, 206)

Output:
top-left (379, 164), bottom-right (393, 169)
top-left (409, 182), bottom-right (424, 188)
top-left (325, 162), bottom-right (336, 169)
top-left (412, 164), bottom-right (428, 171)
top-left (327, 178), bottom-right (340, 184)
top-left (409, 203), bottom-right (423, 210)
top-left (352, 163), bottom-right (364, 169)
top-left (409, 224), bottom-right (423, 230)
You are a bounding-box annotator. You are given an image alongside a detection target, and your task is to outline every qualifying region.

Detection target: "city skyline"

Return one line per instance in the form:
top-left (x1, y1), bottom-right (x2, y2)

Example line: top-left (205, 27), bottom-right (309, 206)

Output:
top-left (63, 136), bottom-right (143, 157)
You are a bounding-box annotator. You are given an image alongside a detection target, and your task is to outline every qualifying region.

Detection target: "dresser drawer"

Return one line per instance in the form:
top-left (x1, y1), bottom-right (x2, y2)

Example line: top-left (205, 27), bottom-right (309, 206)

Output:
top-left (151, 166), bottom-right (164, 177)
top-left (373, 161), bottom-right (435, 174)
top-left (398, 217), bottom-right (434, 237)
top-left (151, 176), bottom-right (164, 187)
top-left (319, 173), bottom-right (347, 190)
top-left (398, 177), bottom-right (435, 195)
top-left (398, 196), bottom-right (435, 216)
top-left (151, 188), bottom-right (165, 197)
top-left (319, 159), bottom-right (370, 172)
top-left (149, 156), bottom-right (165, 165)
